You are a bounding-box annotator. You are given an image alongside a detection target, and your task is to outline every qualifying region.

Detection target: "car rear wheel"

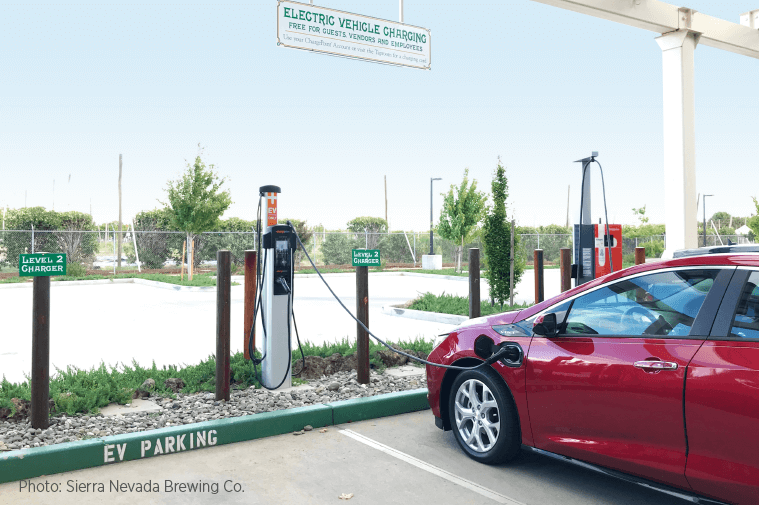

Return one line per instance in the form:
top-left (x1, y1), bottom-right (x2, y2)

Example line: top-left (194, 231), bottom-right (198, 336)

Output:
top-left (448, 367), bottom-right (520, 464)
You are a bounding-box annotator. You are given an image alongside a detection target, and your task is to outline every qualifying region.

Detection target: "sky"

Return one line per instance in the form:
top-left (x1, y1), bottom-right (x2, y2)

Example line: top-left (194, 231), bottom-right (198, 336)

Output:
top-left (1, 0), bottom-right (757, 231)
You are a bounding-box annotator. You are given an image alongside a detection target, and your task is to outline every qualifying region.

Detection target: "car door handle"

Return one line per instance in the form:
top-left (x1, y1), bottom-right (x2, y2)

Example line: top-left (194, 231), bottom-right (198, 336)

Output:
top-left (634, 360), bottom-right (678, 371)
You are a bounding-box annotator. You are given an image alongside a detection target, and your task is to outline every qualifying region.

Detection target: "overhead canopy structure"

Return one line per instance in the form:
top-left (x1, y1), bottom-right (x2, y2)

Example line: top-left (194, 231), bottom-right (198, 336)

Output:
top-left (531, 0), bottom-right (759, 256)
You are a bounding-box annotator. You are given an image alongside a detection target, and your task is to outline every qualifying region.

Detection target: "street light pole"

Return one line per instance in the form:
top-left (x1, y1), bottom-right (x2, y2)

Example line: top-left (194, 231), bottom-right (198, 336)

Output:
top-left (703, 194), bottom-right (713, 247)
top-left (430, 178), bottom-right (442, 255)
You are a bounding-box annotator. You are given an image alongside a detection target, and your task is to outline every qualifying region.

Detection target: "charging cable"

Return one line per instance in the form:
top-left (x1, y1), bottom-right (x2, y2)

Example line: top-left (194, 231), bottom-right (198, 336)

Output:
top-left (290, 228), bottom-right (516, 371)
top-left (576, 156), bottom-right (614, 287)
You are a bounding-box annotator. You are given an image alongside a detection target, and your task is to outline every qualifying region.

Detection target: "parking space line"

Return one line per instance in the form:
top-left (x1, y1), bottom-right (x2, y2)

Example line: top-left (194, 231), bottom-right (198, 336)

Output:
top-left (339, 429), bottom-right (526, 505)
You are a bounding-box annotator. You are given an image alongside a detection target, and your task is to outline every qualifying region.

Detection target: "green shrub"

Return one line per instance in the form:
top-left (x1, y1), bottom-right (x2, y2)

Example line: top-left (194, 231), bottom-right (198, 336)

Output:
top-left (66, 263), bottom-right (86, 277)
top-left (322, 233), bottom-right (361, 265)
top-left (0, 208), bottom-right (97, 268)
top-left (408, 292), bottom-right (530, 316)
top-left (379, 232), bottom-right (415, 263)
top-left (643, 239), bottom-right (665, 258)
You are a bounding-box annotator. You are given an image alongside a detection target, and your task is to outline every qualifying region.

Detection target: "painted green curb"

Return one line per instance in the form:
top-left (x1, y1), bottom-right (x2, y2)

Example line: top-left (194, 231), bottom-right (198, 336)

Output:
top-left (0, 403), bottom-right (332, 484)
top-left (328, 388), bottom-right (429, 424)
top-left (0, 389), bottom-right (429, 485)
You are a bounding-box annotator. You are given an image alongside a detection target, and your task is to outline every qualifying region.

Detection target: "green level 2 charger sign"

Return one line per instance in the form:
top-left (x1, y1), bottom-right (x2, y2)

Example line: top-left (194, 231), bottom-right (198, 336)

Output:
top-left (19, 253), bottom-right (67, 276)
top-left (352, 249), bottom-right (380, 267)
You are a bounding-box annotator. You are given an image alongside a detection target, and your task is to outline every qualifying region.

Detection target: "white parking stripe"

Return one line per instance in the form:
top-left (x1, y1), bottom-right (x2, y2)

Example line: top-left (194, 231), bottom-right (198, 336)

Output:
top-left (339, 429), bottom-right (526, 505)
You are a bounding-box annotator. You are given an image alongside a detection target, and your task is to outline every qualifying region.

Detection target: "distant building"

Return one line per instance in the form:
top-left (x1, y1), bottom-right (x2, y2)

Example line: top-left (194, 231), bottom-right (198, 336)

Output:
top-left (736, 225), bottom-right (752, 236)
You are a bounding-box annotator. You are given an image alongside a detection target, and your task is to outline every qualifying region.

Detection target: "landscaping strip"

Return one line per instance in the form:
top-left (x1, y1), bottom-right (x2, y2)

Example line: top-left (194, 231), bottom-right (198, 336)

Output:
top-left (0, 389), bottom-right (429, 484)
top-left (381, 305), bottom-right (469, 325)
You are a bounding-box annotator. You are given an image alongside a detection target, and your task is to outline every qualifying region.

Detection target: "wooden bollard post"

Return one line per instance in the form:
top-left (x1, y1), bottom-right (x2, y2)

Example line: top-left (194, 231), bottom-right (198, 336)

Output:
top-left (560, 248), bottom-right (571, 293)
top-left (356, 265), bottom-right (369, 385)
top-left (31, 276), bottom-right (50, 429)
top-left (244, 250), bottom-right (257, 360)
top-left (469, 248), bottom-right (480, 318)
top-left (635, 247), bottom-right (646, 265)
top-left (534, 249), bottom-right (544, 304)
top-left (216, 250), bottom-right (231, 402)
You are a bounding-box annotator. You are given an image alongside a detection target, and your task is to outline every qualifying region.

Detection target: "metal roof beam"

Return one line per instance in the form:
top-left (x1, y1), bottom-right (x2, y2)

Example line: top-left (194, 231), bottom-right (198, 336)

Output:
top-left (530, 0), bottom-right (759, 59)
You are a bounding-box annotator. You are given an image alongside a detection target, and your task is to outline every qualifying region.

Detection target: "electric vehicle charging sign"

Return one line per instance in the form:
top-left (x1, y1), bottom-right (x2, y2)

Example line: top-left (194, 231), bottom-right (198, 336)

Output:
top-left (19, 253), bottom-right (67, 276)
top-left (352, 249), bottom-right (380, 267)
top-left (277, 1), bottom-right (431, 70)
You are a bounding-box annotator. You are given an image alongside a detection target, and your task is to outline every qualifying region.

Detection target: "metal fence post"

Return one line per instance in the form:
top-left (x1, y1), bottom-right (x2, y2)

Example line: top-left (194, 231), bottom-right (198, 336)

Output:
top-left (31, 225), bottom-right (35, 254)
top-left (216, 250), bottom-right (231, 402)
top-left (469, 248), bottom-right (480, 318)
top-left (244, 250), bottom-right (257, 360)
top-left (31, 275), bottom-right (50, 429)
top-left (356, 265), bottom-right (369, 384)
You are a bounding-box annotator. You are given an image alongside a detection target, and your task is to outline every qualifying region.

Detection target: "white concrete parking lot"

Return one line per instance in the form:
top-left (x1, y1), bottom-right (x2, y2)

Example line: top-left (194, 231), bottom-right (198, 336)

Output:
top-left (0, 271), bottom-right (559, 384)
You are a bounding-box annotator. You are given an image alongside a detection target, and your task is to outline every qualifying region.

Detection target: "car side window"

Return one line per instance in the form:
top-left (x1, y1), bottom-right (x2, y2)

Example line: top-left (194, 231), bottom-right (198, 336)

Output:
top-left (730, 272), bottom-right (759, 340)
top-left (563, 269), bottom-right (720, 337)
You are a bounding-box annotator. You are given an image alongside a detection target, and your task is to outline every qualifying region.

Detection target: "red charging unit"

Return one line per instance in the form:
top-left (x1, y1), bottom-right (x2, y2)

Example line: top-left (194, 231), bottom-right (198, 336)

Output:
top-left (594, 224), bottom-right (622, 278)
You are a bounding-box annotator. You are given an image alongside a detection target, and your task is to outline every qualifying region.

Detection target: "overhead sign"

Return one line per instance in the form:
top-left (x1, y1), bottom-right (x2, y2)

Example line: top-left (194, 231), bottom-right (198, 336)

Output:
top-left (19, 253), bottom-right (67, 277)
top-left (277, 1), bottom-right (431, 70)
top-left (352, 249), bottom-right (381, 267)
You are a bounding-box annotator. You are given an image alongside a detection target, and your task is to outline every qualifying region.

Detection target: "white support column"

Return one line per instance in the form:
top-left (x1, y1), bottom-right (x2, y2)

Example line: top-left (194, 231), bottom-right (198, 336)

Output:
top-left (656, 29), bottom-right (700, 257)
top-left (399, 0), bottom-right (404, 23)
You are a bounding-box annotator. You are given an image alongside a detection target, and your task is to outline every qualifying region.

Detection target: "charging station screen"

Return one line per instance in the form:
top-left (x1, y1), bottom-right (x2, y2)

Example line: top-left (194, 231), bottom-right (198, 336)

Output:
top-left (275, 240), bottom-right (289, 267)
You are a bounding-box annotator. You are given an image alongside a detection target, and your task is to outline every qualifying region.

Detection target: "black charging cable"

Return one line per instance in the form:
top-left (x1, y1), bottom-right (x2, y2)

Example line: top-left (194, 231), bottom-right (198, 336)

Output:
top-left (593, 158), bottom-right (614, 274)
top-left (290, 228), bottom-right (515, 371)
top-left (575, 156), bottom-right (614, 287)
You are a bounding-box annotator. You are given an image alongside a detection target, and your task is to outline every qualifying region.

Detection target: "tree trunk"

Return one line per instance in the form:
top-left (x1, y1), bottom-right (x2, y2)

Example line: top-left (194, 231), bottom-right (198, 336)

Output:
top-left (187, 232), bottom-right (194, 281)
top-left (457, 236), bottom-right (463, 273)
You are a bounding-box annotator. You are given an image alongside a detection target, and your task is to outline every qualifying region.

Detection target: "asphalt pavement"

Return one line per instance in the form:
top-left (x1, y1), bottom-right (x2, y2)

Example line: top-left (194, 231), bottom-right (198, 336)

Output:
top-left (0, 409), bottom-right (688, 505)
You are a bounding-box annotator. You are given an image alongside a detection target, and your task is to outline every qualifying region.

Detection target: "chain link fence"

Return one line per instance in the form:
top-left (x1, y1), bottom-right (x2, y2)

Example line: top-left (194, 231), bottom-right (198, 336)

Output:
top-left (0, 228), bottom-right (755, 277)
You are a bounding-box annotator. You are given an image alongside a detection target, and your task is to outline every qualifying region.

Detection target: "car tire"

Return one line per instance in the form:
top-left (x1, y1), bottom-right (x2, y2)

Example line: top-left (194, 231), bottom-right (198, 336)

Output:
top-left (448, 367), bottom-right (520, 464)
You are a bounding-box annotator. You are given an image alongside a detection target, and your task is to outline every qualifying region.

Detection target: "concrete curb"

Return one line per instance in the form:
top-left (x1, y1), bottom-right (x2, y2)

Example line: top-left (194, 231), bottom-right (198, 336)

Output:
top-left (0, 278), bottom-right (217, 292)
top-left (0, 389), bottom-right (429, 484)
top-left (381, 305), bottom-right (469, 325)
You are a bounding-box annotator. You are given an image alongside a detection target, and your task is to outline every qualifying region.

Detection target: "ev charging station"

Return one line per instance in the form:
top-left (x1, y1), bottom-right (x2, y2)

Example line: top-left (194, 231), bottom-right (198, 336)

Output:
top-left (571, 153), bottom-right (620, 287)
top-left (258, 185), bottom-right (296, 390)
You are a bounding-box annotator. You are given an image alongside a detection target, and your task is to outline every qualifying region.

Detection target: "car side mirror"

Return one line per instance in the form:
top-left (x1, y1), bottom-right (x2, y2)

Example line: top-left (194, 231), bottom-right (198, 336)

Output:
top-left (533, 313), bottom-right (558, 337)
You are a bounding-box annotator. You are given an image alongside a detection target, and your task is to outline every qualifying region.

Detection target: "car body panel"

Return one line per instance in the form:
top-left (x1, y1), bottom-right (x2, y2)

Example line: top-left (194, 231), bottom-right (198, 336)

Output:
top-left (527, 335), bottom-right (701, 490)
top-left (426, 321), bottom-right (534, 446)
top-left (685, 340), bottom-right (759, 505)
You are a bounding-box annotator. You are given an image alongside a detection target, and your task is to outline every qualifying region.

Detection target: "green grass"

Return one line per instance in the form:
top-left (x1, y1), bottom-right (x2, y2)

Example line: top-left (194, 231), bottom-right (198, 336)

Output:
top-left (408, 292), bottom-right (532, 317)
top-left (0, 336), bottom-right (434, 417)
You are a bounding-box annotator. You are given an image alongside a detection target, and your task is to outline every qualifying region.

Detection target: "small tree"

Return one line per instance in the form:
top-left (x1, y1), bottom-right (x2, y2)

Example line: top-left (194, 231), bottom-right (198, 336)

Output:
top-left (747, 198), bottom-right (759, 241)
top-left (482, 159), bottom-right (523, 306)
top-left (347, 217), bottom-right (388, 250)
top-left (632, 205), bottom-right (649, 224)
top-left (437, 168), bottom-right (487, 273)
top-left (164, 147), bottom-right (232, 280)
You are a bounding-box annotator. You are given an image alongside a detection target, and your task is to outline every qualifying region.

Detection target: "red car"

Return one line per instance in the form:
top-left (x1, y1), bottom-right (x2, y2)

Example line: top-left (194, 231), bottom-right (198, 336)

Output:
top-left (426, 246), bottom-right (759, 505)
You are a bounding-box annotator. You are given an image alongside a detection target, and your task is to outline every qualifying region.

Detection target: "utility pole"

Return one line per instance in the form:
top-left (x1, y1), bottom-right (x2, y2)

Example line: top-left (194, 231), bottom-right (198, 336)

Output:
top-left (565, 185), bottom-right (570, 228)
top-left (118, 155), bottom-right (123, 268)
top-left (384, 175), bottom-right (388, 229)
top-left (52, 180), bottom-right (55, 210)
